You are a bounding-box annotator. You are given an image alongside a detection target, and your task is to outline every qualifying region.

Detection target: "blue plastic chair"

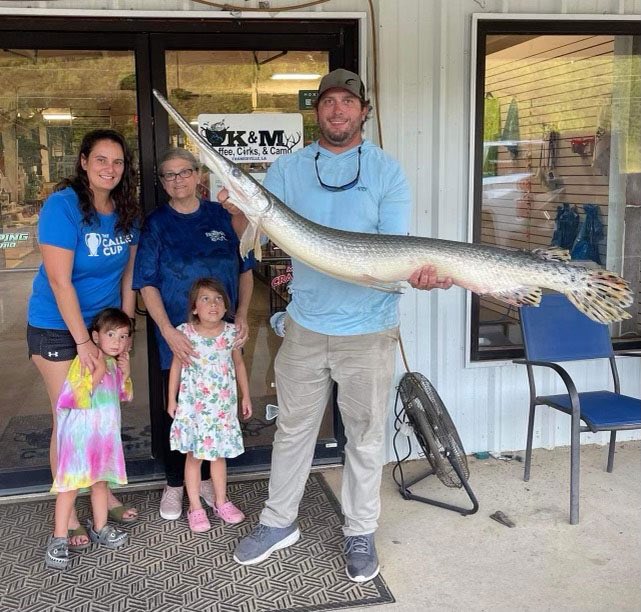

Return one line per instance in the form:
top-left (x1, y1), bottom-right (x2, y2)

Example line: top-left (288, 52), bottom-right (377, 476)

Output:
top-left (515, 293), bottom-right (641, 524)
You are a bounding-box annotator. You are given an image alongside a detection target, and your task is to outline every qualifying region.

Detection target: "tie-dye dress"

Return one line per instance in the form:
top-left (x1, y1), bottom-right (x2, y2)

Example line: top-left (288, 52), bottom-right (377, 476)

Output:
top-left (169, 322), bottom-right (244, 461)
top-left (51, 356), bottom-right (133, 493)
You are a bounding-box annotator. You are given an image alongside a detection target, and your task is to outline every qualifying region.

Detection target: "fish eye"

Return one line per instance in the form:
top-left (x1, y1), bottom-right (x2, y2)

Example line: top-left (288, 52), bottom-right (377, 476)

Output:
top-left (232, 168), bottom-right (242, 178)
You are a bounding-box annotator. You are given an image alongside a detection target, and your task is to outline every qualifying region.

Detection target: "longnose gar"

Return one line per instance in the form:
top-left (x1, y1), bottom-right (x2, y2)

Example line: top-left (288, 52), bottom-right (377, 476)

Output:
top-left (153, 90), bottom-right (633, 324)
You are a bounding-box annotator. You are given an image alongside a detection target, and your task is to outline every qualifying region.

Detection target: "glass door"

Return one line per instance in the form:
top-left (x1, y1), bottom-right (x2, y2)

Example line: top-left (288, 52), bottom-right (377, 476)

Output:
top-left (0, 17), bottom-right (359, 492)
top-left (149, 42), bottom-right (348, 471)
top-left (0, 35), bottom-right (157, 492)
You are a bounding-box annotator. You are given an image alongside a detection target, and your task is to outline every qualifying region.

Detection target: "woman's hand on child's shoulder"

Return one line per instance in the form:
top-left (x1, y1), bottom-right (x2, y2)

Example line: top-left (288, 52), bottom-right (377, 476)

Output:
top-left (164, 325), bottom-right (197, 366)
top-left (77, 339), bottom-right (100, 374)
top-left (91, 350), bottom-right (106, 372)
top-left (90, 350), bottom-right (107, 389)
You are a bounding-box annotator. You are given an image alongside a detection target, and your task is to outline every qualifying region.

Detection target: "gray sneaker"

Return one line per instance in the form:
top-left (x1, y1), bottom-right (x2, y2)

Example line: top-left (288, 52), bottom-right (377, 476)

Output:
top-left (345, 533), bottom-right (380, 583)
top-left (233, 523), bottom-right (300, 565)
top-left (159, 485), bottom-right (184, 520)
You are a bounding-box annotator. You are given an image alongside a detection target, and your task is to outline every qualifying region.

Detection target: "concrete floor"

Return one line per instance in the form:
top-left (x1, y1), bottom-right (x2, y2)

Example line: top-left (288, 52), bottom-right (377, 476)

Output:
top-left (322, 441), bottom-right (641, 612)
top-left (2, 441), bottom-right (637, 611)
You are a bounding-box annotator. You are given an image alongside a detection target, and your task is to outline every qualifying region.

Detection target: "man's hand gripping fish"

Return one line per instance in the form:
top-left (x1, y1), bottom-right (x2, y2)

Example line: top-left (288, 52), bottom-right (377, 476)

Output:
top-left (153, 90), bottom-right (633, 324)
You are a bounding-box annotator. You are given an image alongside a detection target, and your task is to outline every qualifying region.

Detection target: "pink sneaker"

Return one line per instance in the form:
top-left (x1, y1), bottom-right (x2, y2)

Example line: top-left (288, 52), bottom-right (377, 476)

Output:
top-left (215, 501), bottom-right (245, 524)
top-left (187, 508), bottom-right (211, 533)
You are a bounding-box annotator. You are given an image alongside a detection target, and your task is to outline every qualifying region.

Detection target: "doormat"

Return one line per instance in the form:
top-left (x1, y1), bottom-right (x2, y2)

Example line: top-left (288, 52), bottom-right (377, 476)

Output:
top-left (0, 410), bottom-right (151, 470)
top-left (0, 473), bottom-right (394, 612)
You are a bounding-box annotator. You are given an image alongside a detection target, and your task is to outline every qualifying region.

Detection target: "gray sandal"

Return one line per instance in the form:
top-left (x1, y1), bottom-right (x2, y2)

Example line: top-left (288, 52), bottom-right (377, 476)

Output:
top-left (45, 536), bottom-right (69, 570)
top-left (87, 519), bottom-right (128, 550)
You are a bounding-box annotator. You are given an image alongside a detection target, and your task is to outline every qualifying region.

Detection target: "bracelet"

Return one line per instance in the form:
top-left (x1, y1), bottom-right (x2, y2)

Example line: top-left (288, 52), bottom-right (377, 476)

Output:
top-left (75, 338), bottom-right (92, 346)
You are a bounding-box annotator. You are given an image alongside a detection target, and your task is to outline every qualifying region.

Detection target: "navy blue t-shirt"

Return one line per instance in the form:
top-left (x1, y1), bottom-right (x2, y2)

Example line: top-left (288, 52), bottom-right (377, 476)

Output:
top-left (132, 199), bottom-right (254, 369)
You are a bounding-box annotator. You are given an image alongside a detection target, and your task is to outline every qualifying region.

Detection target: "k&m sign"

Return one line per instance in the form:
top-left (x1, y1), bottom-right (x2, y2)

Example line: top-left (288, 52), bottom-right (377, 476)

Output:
top-left (198, 113), bottom-right (304, 163)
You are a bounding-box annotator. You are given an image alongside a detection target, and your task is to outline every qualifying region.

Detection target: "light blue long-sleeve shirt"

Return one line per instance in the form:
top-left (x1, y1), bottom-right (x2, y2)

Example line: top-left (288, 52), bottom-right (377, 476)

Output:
top-left (263, 139), bottom-right (411, 335)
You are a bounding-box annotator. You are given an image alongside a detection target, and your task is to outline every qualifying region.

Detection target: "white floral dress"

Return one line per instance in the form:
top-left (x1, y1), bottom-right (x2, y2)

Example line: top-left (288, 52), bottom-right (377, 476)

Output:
top-left (169, 322), bottom-right (244, 460)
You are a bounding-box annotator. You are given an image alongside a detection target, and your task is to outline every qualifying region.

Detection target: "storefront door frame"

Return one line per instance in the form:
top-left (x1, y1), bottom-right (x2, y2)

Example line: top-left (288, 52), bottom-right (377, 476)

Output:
top-left (0, 13), bottom-right (361, 490)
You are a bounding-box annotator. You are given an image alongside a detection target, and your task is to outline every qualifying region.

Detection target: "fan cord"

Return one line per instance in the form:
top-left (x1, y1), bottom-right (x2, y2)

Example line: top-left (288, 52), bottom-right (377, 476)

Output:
top-left (398, 336), bottom-right (411, 373)
top-left (391, 385), bottom-right (414, 488)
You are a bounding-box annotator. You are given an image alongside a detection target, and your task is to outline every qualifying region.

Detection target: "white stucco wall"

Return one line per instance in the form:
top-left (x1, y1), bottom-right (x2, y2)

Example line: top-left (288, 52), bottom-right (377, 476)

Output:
top-left (2, 0), bottom-right (639, 461)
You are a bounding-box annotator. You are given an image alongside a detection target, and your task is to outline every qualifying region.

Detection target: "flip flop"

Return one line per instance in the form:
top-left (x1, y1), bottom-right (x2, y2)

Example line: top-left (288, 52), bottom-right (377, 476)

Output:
top-left (108, 505), bottom-right (138, 523)
top-left (67, 525), bottom-right (90, 551)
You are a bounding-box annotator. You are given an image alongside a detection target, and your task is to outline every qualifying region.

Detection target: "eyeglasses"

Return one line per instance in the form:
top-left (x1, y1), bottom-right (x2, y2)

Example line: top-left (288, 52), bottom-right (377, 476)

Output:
top-left (159, 168), bottom-right (196, 181)
top-left (314, 146), bottom-right (361, 192)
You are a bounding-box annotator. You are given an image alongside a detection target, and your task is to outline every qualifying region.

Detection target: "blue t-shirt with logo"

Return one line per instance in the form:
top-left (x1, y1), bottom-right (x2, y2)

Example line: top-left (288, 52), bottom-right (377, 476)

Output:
top-left (263, 139), bottom-right (411, 336)
top-left (28, 187), bottom-right (140, 329)
top-left (132, 200), bottom-right (255, 370)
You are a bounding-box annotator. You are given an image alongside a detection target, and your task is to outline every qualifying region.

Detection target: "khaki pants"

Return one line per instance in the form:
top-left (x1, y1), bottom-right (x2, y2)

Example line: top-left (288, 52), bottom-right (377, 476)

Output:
top-left (261, 317), bottom-right (399, 536)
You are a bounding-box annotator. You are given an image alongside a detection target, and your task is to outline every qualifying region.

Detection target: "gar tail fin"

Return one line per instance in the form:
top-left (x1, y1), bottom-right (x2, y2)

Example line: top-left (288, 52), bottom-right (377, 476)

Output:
top-left (565, 269), bottom-right (633, 324)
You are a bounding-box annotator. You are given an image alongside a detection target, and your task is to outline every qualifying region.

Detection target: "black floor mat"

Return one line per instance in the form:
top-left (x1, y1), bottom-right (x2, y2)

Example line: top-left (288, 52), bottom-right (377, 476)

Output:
top-left (0, 473), bottom-right (394, 611)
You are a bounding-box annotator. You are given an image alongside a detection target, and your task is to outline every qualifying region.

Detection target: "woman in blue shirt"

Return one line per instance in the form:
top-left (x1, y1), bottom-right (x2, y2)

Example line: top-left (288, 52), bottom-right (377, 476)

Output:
top-left (27, 129), bottom-right (142, 549)
top-left (133, 147), bottom-right (254, 522)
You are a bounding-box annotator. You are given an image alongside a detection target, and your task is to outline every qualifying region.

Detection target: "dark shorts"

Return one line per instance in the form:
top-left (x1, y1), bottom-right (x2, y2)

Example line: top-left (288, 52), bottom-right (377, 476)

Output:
top-left (27, 324), bottom-right (78, 362)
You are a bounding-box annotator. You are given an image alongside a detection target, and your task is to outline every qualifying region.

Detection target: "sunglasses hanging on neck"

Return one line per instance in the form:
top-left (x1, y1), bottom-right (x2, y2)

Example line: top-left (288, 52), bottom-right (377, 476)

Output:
top-left (314, 146), bottom-right (362, 192)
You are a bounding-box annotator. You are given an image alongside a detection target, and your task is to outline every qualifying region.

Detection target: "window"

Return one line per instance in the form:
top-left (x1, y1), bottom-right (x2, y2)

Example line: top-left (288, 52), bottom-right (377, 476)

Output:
top-left (471, 19), bottom-right (641, 361)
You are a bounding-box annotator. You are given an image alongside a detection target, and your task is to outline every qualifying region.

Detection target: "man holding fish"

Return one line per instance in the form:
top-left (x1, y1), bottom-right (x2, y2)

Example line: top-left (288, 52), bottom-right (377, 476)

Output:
top-left (152, 59), bottom-right (631, 581)
top-left (226, 69), bottom-right (451, 582)
top-left (153, 61), bottom-right (631, 581)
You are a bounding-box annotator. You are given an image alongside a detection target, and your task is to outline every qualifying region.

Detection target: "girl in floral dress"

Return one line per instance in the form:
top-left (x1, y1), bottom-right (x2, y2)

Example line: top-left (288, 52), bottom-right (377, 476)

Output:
top-left (167, 278), bottom-right (252, 533)
top-left (46, 308), bottom-right (133, 570)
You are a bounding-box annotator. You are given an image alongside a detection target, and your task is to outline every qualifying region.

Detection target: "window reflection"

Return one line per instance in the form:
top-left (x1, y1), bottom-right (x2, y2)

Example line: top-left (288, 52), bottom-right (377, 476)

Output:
top-left (0, 49), bottom-right (137, 271)
top-left (0, 48), bottom-right (145, 488)
top-left (474, 29), bottom-right (641, 358)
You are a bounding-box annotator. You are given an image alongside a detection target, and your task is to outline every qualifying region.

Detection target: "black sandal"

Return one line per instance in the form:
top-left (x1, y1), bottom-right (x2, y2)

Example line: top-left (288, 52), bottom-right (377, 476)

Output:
top-left (45, 536), bottom-right (69, 570)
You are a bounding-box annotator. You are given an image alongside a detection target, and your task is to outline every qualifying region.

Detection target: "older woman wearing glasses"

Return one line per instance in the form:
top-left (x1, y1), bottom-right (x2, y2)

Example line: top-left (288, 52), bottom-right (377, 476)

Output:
top-left (132, 147), bottom-right (254, 521)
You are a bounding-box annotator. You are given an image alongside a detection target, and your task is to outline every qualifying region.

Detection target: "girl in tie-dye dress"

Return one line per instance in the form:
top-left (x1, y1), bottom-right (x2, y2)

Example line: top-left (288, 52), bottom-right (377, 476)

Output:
top-left (168, 278), bottom-right (252, 533)
top-left (46, 308), bottom-right (134, 570)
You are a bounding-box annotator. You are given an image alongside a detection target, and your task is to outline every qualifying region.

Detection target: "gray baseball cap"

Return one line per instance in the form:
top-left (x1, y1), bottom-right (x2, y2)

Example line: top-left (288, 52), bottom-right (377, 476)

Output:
top-left (317, 68), bottom-right (366, 101)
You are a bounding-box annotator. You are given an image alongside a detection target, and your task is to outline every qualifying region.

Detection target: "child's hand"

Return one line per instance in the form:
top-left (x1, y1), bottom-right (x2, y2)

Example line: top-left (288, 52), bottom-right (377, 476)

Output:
top-left (167, 398), bottom-right (177, 418)
top-left (117, 351), bottom-right (131, 379)
top-left (240, 396), bottom-right (252, 421)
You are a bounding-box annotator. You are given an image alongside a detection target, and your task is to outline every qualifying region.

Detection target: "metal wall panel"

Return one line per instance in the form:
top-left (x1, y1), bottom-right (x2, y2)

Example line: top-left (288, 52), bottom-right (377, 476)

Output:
top-left (375, 0), bottom-right (641, 460)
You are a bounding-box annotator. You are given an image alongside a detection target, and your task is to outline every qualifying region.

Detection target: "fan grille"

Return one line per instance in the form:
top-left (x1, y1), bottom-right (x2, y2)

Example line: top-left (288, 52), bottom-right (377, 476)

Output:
top-left (398, 372), bottom-right (469, 488)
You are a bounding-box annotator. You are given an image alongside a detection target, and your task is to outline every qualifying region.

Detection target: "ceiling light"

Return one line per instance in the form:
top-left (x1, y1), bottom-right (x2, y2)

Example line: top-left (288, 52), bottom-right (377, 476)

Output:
top-left (42, 112), bottom-right (75, 122)
top-left (270, 73), bottom-right (321, 80)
